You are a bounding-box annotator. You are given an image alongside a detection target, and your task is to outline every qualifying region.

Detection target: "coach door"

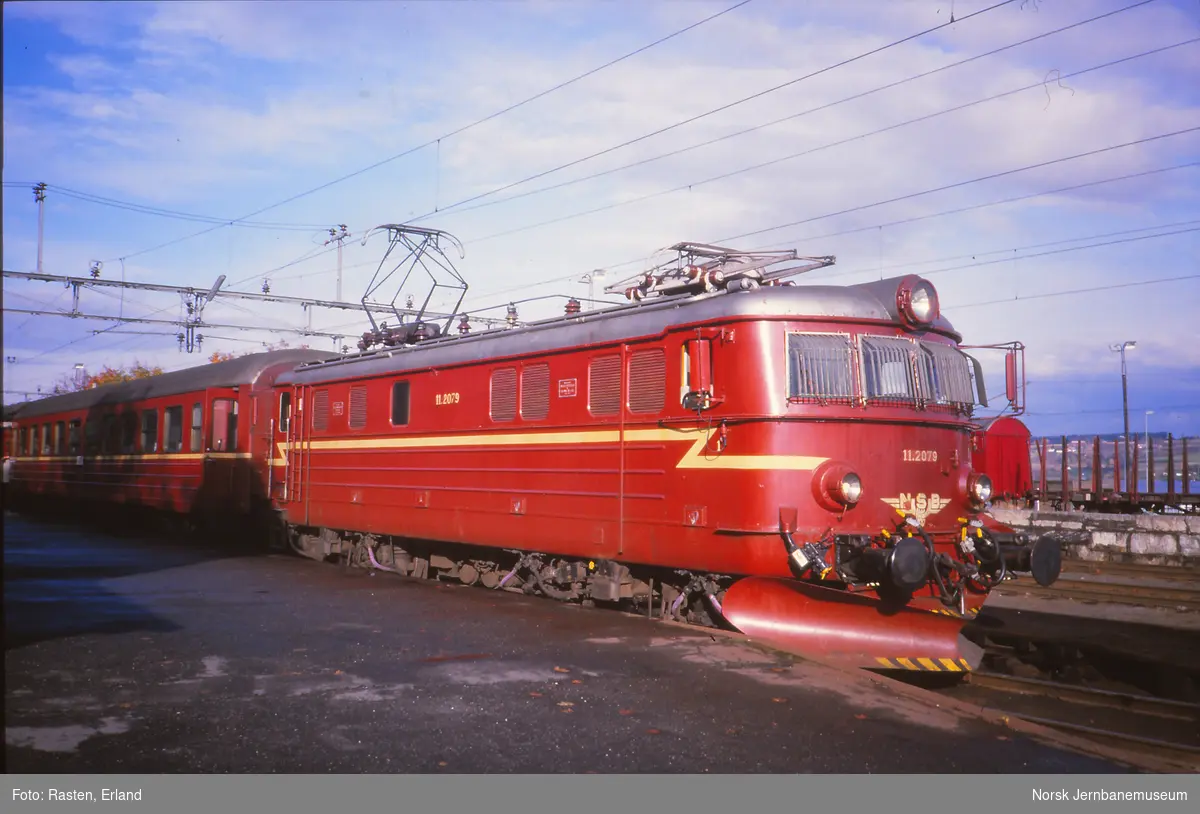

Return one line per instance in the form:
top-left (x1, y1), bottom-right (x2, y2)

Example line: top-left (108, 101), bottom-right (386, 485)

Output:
top-left (283, 384), bottom-right (312, 524)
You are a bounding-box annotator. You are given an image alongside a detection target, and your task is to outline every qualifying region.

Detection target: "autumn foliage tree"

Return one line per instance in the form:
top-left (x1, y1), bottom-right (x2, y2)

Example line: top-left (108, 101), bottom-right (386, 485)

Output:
top-left (50, 361), bottom-right (165, 394)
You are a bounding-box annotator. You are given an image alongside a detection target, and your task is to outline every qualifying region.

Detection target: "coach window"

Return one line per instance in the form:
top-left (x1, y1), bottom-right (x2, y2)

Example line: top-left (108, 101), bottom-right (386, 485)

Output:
top-left (210, 398), bottom-right (238, 452)
top-left (29, 426), bottom-right (38, 457)
top-left (84, 419), bottom-right (102, 456)
top-left (42, 423), bottom-right (53, 455)
top-left (391, 381), bottom-right (410, 427)
top-left (102, 415), bottom-right (119, 454)
top-left (54, 421), bottom-right (65, 455)
top-left (68, 420), bottom-right (81, 455)
top-left (190, 403), bottom-right (202, 451)
top-left (278, 392), bottom-right (291, 434)
top-left (141, 409), bottom-right (159, 453)
top-left (120, 412), bottom-right (138, 454)
top-left (164, 406), bottom-right (184, 453)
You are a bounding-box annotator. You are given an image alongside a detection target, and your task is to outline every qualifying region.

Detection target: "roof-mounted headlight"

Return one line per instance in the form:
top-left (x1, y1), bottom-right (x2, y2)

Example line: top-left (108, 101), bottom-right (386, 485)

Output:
top-left (897, 275), bottom-right (939, 327)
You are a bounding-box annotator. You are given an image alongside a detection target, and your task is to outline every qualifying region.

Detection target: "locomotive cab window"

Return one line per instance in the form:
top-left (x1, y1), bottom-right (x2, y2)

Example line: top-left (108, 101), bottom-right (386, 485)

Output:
top-left (916, 341), bottom-right (975, 411)
top-left (390, 381), bottom-right (410, 427)
top-left (787, 333), bottom-right (854, 403)
top-left (860, 336), bottom-right (917, 404)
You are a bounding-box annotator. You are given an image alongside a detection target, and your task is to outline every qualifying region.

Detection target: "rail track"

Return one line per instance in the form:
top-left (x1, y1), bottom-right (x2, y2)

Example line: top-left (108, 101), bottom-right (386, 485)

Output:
top-left (994, 560), bottom-right (1200, 612)
top-left (1058, 559), bottom-right (1200, 585)
top-left (941, 666), bottom-right (1200, 772)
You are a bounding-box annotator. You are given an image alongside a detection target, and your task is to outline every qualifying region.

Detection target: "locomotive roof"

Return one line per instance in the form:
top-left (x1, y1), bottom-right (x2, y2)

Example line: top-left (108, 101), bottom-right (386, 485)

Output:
top-left (279, 275), bottom-right (962, 386)
top-left (9, 348), bottom-right (334, 420)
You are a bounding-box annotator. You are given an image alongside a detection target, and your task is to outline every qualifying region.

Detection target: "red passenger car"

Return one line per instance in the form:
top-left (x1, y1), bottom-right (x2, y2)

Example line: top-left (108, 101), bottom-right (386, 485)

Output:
top-left (4, 349), bottom-right (328, 527)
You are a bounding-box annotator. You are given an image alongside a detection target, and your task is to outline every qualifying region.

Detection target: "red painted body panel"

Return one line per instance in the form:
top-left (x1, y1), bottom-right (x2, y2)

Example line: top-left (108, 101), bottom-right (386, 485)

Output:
top-left (4, 353), bottom-right (320, 521)
top-left (722, 577), bottom-right (983, 670)
top-left (274, 317), bottom-right (982, 578)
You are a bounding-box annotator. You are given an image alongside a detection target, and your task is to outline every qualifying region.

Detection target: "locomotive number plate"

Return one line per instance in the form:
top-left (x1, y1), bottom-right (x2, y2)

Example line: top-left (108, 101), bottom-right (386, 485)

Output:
top-left (435, 392), bottom-right (461, 406)
top-left (902, 449), bottom-right (938, 462)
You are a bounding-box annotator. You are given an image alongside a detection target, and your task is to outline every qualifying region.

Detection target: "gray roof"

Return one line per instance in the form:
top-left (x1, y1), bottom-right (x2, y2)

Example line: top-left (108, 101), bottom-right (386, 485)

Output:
top-left (279, 275), bottom-right (961, 386)
top-left (8, 349), bottom-right (335, 420)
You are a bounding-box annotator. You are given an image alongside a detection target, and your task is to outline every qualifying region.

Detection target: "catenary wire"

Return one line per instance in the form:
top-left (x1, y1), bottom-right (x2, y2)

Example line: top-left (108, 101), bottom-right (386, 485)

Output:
top-left (96, 1), bottom-right (755, 265)
top-left (416, 0), bottom-right (1163, 221)
top-left (466, 41), bottom-right (1199, 245)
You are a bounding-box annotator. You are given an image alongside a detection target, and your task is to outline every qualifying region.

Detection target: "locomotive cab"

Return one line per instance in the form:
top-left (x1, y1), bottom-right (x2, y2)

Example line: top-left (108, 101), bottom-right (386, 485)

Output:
top-left (653, 268), bottom-right (1062, 671)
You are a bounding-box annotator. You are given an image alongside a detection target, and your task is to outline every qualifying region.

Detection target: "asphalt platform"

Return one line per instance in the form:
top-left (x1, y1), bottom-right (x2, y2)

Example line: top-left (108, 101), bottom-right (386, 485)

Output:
top-left (4, 511), bottom-right (1128, 773)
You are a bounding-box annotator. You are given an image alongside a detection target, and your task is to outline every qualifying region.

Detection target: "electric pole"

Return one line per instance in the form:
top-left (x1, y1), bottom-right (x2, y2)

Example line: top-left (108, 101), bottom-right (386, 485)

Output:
top-left (33, 183), bottom-right (47, 274)
top-left (326, 224), bottom-right (349, 301)
top-left (1110, 340), bottom-right (1136, 485)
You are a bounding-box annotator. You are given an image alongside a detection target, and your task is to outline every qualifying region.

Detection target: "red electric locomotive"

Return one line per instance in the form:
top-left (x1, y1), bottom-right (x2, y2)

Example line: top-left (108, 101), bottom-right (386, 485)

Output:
top-left (265, 229), bottom-right (1061, 672)
top-left (3, 228), bottom-right (1063, 674)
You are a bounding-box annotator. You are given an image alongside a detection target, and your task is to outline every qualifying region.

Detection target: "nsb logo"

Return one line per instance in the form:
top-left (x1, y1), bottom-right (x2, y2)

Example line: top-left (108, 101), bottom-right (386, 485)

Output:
top-left (880, 492), bottom-right (951, 524)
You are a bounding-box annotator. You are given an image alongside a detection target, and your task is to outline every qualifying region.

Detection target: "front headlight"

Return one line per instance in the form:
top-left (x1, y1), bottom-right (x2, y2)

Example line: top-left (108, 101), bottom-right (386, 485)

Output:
top-left (910, 281), bottom-right (937, 322)
top-left (839, 472), bottom-right (863, 504)
top-left (971, 473), bottom-right (993, 504)
top-left (897, 275), bottom-right (940, 326)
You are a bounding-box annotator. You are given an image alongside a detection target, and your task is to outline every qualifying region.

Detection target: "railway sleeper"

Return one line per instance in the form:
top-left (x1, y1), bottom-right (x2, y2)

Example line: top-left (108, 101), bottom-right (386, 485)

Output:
top-left (286, 523), bottom-right (732, 630)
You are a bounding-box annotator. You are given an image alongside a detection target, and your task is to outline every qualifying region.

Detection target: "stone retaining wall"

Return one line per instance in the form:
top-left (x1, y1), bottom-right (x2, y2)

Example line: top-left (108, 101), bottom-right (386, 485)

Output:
top-left (990, 506), bottom-right (1200, 565)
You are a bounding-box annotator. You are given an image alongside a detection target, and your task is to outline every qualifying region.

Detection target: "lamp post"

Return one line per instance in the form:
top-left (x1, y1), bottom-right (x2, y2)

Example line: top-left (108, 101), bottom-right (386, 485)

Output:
top-left (74, 363), bottom-right (85, 390)
top-left (1109, 341), bottom-right (1136, 485)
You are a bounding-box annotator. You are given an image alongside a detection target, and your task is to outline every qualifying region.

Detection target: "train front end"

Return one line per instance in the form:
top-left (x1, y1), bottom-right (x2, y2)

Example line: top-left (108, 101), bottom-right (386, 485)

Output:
top-left (708, 273), bottom-right (1062, 673)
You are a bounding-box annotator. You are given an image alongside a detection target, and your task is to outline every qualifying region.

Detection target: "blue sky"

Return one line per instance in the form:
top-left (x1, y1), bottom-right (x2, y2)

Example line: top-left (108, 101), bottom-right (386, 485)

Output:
top-left (3, 0), bottom-right (1199, 438)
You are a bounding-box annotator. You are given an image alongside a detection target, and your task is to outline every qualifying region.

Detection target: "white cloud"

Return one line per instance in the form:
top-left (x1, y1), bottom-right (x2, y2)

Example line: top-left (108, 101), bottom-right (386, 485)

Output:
top-left (4, 0), bottom-right (1198, 431)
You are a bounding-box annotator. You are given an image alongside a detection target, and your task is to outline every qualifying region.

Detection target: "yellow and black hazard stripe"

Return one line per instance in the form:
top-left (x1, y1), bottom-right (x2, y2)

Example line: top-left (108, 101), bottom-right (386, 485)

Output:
top-left (926, 607), bottom-right (980, 618)
top-left (874, 657), bottom-right (973, 672)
